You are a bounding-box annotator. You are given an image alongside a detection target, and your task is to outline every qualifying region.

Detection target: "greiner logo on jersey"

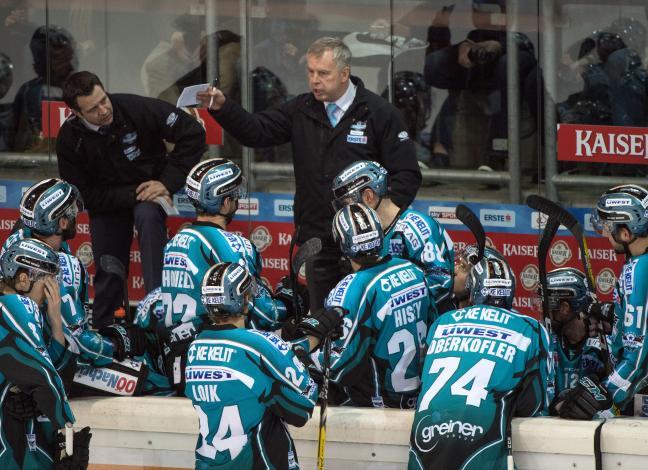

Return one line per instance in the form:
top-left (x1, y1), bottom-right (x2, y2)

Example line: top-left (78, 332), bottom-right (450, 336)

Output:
top-left (520, 264), bottom-right (539, 291)
top-left (250, 226), bottom-right (272, 252)
top-left (479, 209), bottom-right (515, 228)
top-left (550, 240), bottom-right (572, 266)
top-left (236, 198), bottom-right (259, 216)
top-left (596, 268), bottom-right (615, 295)
top-left (414, 415), bottom-right (484, 453)
top-left (428, 206), bottom-right (461, 225)
top-left (274, 199), bottom-right (294, 217)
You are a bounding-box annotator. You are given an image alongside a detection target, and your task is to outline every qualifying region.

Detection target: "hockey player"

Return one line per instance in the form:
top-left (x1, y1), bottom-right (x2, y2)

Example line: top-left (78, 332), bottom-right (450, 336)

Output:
top-left (453, 244), bottom-right (508, 309)
top-left (185, 262), bottom-right (342, 469)
top-left (162, 158), bottom-right (295, 393)
top-left (409, 256), bottom-right (551, 469)
top-left (0, 237), bottom-right (90, 469)
top-left (555, 184), bottom-right (648, 419)
top-left (3, 178), bottom-right (149, 396)
top-left (331, 160), bottom-right (454, 312)
top-left (543, 268), bottom-right (606, 397)
top-left (319, 203), bottom-right (433, 409)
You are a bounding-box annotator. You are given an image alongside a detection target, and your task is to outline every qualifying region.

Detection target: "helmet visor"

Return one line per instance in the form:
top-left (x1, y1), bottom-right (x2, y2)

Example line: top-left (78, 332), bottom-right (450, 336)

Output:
top-left (331, 176), bottom-right (371, 211)
top-left (591, 207), bottom-right (629, 235)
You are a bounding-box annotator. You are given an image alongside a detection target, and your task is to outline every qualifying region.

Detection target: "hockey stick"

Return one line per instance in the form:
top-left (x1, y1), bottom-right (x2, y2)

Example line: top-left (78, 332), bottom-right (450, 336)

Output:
top-left (455, 204), bottom-right (486, 261)
top-left (317, 335), bottom-right (332, 470)
top-left (99, 255), bottom-right (130, 323)
top-left (290, 237), bottom-right (322, 322)
top-left (526, 195), bottom-right (613, 375)
top-left (65, 422), bottom-right (73, 456)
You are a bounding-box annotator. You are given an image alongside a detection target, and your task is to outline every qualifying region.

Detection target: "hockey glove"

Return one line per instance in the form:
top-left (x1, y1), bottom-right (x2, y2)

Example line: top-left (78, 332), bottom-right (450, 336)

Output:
top-left (555, 376), bottom-right (612, 420)
top-left (585, 302), bottom-right (614, 335)
top-left (55, 426), bottom-right (92, 470)
top-left (99, 324), bottom-right (146, 361)
top-left (296, 307), bottom-right (346, 349)
top-left (4, 390), bottom-right (39, 420)
top-left (273, 276), bottom-right (309, 319)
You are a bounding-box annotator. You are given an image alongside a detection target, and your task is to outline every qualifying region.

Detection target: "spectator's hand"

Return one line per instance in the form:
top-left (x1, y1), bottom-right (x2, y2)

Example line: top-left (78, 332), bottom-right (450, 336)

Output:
top-left (458, 40), bottom-right (476, 68)
top-left (136, 180), bottom-right (169, 202)
top-left (197, 86), bottom-right (226, 112)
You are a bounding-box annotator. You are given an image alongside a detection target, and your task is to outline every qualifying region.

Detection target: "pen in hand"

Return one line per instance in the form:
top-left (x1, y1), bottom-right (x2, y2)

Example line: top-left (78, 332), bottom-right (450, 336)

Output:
top-left (209, 78), bottom-right (219, 110)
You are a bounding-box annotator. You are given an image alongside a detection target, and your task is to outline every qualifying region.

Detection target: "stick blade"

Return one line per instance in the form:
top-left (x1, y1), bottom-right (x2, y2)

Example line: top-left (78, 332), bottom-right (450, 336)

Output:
top-left (99, 254), bottom-right (126, 280)
top-left (291, 237), bottom-right (322, 275)
top-left (526, 195), bottom-right (580, 232)
top-left (455, 204), bottom-right (486, 260)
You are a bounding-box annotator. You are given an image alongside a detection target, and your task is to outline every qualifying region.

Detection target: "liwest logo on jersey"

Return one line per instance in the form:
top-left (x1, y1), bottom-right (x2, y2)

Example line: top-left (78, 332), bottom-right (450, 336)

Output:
top-left (274, 199), bottom-right (294, 217)
top-left (480, 209), bottom-right (515, 228)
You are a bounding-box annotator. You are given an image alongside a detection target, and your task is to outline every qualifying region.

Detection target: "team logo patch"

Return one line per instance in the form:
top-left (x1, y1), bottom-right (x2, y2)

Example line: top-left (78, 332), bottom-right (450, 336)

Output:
top-left (347, 134), bottom-right (368, 144)
top-left (166, 112), bottom-right (178, 127)
top-left (351, 121), bottom-right (366, 130)
top-left (250, 226), bottom-right (272, 252)
top-left (398, 130), bottom-right (409, 142)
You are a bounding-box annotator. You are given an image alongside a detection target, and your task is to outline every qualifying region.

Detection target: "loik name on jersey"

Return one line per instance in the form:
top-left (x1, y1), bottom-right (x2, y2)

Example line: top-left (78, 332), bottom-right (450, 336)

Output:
top-left (502, 244), bottom-right (538, 258)
top-left (451, 306), bottom-right (511, 325)
top-left (168, 233), bottom-right (195, 250)
top-left (427, 337), bottom-right (517, 364)
top-left (162, 269), bottom-right (195, 289)
top-left (190, 384), bottom-right (221, 402)
top-left (380, 268), bottom-right (417, 292)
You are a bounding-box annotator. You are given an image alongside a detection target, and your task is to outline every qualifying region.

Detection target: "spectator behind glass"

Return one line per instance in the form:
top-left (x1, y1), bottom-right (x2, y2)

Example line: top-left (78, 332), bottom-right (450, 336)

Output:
top-left (141, 12), bottom-right (203, 99)
top-left (0, 52), bottom-right (13, 151)
top-left (6, 25), bottom-right (77, 152)
top-left (423, 1), bottom-right (538, 170)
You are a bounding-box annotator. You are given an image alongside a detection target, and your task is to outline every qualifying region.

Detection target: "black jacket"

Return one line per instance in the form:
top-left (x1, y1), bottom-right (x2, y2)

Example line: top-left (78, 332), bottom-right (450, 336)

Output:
top-left (57, 93), bottom-right (206, 214)
top-left (211, 76), bottom-right (422, 244)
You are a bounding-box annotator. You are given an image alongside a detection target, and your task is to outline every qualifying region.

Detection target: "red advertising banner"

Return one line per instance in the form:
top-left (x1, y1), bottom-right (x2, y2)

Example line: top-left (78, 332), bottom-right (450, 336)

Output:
top-left (41, 101), bottom-right (223, 145)
top-left (557, 123), bottom-right (648, 165)
top-left (0, 207), bottom-right (625, 320)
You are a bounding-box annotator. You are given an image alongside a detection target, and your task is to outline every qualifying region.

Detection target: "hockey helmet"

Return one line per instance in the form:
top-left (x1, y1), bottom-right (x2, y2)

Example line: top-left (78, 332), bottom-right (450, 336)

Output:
top-left (332, 160), bottom-right (388, 211)
top-left (201, 262), bottom-right (255, 316)
top-left (466, 256), bottom-right (515, 309)
top-left (332, 203), bottom-right (383, 260)
top-left (0, 238), bottom-right (59, 281)
top-left (185, 158), bottom-right (247, 215)
top-left (543, 267), bottom-right (591, 314)
top-left (592, 184), bottom-right (648, 237)
top-left (20, 178), bottom-right (83, 236)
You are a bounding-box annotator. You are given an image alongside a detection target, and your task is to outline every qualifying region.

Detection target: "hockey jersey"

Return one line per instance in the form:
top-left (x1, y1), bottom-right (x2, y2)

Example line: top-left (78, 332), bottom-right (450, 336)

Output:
top-left (409, 305), bottom-right (550, 470)
top-left (383, 208), bottom-right (454, 312)
top-left (604, 253), bottom-right (648, 409)
top-left (161, 221), bottom-right (286, 334)
top-left (185, 325), bottom-right (317, 469)
top-left (322, 255), bottom-right (434, 408)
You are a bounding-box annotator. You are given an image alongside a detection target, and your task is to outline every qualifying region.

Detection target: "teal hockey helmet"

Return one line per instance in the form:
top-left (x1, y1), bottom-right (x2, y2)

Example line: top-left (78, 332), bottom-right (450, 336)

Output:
top-left (544, 267), bottom-right (591, 314)
top-left (332, 160), bottom-right (389, 211)
top-left (592, 184), bottom-right (648, 238)
top-left (332, 203), bottom-right (383, 260)
top-left (0, 238), bottom-right (60, 281)
top-left (201, 262), bottom-right (255, 316)
top-left (466, 256), bottom-right (516, 309)
top-left (185, 158), bottom-right (247, 215)
top-left (20, 178), bottom-right (83, 236)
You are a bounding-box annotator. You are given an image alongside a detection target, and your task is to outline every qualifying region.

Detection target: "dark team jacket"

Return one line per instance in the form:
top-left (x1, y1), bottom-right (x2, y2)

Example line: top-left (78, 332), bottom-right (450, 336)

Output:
top-left (56, 93), bottom-right (206, 214)
top-left (210, 76), bottom-right (422, 244)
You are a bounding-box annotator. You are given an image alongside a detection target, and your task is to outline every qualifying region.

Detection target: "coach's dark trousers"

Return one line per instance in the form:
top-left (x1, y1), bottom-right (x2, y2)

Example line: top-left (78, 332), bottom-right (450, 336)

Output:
top-left (90, 202), bottom-right (167, 329)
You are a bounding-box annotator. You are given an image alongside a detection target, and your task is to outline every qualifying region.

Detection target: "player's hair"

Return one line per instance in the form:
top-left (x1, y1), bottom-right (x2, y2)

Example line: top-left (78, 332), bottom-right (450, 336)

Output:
top-left (62, 71), bottom-right (105, 111)
top-left (307, 37), bottom-right (351, 70)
